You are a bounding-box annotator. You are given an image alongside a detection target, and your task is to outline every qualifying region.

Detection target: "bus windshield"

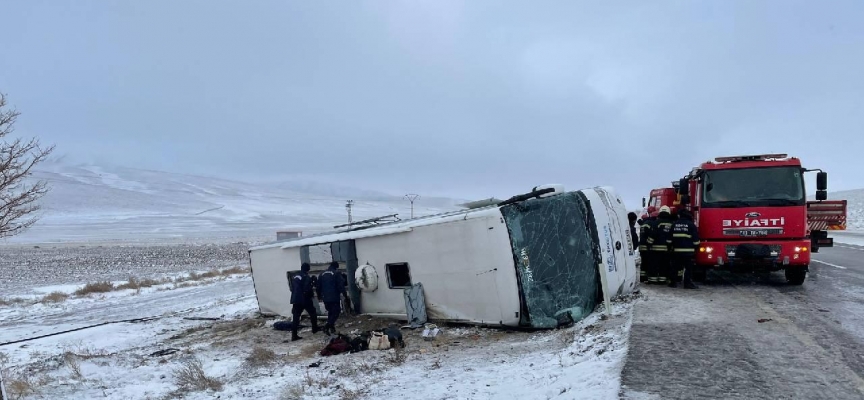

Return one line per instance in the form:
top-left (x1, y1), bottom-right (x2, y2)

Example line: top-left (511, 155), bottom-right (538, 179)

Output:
top-left (702, 166), bottom-right (805, 208)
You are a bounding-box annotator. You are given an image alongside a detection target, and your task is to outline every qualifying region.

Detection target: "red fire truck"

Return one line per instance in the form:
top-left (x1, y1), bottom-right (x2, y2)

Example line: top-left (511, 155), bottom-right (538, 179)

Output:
top-left (641, 154), bottom-right (847, 285)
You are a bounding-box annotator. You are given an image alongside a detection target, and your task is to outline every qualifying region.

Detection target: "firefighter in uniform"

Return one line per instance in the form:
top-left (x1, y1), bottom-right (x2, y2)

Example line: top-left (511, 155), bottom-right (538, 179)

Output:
top-left (290, 263), bottom-right (320, 341)
top-left (651, 206), bottom-right (674, 284)
top-left (670, 208), bottom-right (700, 289)
top-left (638, 216), bottom-right (657, 282)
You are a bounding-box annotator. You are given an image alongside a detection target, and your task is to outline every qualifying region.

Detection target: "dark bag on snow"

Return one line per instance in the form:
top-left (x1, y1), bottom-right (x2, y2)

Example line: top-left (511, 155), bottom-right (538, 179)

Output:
top-left (383, 326), bottom-right (406, 348)
top-left (273, 321), bottom-right (294, 331)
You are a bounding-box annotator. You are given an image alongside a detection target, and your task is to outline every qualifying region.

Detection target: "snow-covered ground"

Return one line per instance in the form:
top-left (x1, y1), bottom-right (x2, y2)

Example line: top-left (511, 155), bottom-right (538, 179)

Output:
top-left (0, 273), bottom-right (635, 400)
top-left (0, 243), bottom-right (249, 296)
top-left (7, 162), bottom-right (462, 244)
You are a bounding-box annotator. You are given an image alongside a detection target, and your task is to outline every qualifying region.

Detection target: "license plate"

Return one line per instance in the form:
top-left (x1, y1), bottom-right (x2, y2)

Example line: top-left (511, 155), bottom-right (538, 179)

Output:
top-left (740, 230), bottom-right (769, 237)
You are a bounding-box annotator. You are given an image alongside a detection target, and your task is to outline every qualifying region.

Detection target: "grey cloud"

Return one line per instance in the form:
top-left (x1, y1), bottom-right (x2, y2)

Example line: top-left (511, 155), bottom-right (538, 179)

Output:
top-left (1, 1), bottom-right (863, 206)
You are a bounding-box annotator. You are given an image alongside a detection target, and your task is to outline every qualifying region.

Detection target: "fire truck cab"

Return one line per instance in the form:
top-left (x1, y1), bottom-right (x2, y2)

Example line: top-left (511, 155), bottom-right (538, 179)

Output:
top-left (642, 154), bottom-right (846, 285)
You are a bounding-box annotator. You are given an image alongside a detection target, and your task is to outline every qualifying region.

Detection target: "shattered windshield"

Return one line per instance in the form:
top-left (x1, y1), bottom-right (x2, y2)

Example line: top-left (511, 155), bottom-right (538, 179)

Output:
top-left (501, 192), bottom-right (600, 328)
top-left (702, 167), bottom-right (805, 208)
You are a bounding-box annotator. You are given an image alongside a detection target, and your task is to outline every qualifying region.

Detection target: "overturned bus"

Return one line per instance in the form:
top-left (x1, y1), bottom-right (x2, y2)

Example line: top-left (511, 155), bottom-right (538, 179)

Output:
top-left (249, 186), bottom-right (637, 329)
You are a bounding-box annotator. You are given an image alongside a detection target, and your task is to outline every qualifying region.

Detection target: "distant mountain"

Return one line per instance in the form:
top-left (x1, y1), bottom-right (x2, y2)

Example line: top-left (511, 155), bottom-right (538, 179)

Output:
top-left (7, 162), bottom-right (460, 244)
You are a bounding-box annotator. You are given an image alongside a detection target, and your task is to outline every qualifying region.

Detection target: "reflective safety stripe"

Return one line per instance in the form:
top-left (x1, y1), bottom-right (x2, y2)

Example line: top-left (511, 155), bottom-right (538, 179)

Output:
top-left (650, 246), bottom-right (669, 251)
top-left (639, 246), bottom-right (649, 251)
top-left (673, 233), bottom-right (692, 238)
top-left (693, 241), bottom-right (701, 246)
top-left (674, 248), bottom-right (695, 252)
top-left (657, 223), bottom-right (672, 228)
top-left (678, 270), bottom-right (685, 277)
top-left (646, 238), bottom-right (655, 244)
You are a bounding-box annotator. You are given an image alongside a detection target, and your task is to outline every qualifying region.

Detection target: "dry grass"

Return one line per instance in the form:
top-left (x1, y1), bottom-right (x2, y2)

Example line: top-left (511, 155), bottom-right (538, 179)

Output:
top-left (3, 370), bottom-right (50, 400)
top-left (174, 357), bottom-right (223, 392)
top-left (220, 265), bottom-right (250, 275)
top-left (6, 376), bottom-right (36, 400)
top-left (69, 265), bottom-right (248, 298)
top-left (173, 281), bottom-right (200, 290)
top-left (117, 277), bottom-right (165, 291)
top-left (244, 346), bottom-right (278, 368)
top-left (40, 291), bottom-right (70, 304)
top-left (0, 297), bottom-right (30, 307)
top-left (338, 387), bottom-right (367, 400)
top-left (74, 281), bottom-right (115, 296)
top-left (63, 352), bottom-right (83, 379)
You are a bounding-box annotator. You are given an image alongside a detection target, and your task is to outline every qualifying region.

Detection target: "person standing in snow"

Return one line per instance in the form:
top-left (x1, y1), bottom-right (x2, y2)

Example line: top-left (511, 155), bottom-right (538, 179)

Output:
top-left (639, 215), bottom-right (657, 282)
top-left (317, 261), bottom-right (347, 335)
top-left (670, 209), bottom-right (700, 289)
top-left (628, 212), bottom-right (639, 251)
top-left (649, 206), bottom-right (674, 284)
top-left (290, 263), bottom-right (320, 341)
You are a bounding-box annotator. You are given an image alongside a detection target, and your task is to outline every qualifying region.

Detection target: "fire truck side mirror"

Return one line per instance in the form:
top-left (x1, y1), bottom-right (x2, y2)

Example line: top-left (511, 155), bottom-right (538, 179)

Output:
top-left (678, 179), bottom-right (690, 195)
top-left (816, 172), bottom-right (828, 191)
top-left (816, 190), bottom-right (828, 201)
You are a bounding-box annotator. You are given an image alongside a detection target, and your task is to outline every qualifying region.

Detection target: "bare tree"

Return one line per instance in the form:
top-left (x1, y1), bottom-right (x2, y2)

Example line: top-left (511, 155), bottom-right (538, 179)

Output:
top-left (0, 92), bottom-right (54, 238)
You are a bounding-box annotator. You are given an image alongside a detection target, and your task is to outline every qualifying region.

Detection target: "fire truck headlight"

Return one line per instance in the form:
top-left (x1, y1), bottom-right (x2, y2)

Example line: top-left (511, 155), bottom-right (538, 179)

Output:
top-left (794, 247), bottom-right (808, 253)
top-left (701, 246), bottom-right (713, 253)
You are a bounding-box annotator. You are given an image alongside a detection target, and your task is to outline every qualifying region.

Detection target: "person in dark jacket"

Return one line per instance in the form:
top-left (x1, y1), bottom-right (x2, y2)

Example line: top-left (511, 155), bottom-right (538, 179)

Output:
top-left (290, 263), bottom-right (319, 341)
top-left (318, 261), bottom-right (347, 335)
top-left (649, 206), bottom-right (674, 284)
top-left (670, 209), bottom-right (700, 289)
top-left (639, 216), bottom-right (657, 282)
top-left (628, 212), bottom-right (639, 251)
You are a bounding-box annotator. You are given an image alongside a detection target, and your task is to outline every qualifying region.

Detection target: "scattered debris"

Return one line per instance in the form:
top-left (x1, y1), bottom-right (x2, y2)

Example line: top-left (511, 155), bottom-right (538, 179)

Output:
top-left (150, 348), bottom-right (181, 357)
top-left (757, 318), bottom-right (773, 323)
top-left (183, 317), bottom-right (222, 321)
top-left (422, 324), bottom-right (440, 341)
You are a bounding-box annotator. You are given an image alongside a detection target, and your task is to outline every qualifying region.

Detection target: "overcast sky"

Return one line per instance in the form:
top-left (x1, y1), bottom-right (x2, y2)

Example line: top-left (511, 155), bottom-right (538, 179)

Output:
top-left (2, 1), bottom-right (863, 205)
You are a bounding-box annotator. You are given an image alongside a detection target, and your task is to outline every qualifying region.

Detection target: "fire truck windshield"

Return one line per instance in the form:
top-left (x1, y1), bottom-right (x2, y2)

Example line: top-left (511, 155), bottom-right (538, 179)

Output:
top-left (702, 166), bottom-right (805, 208)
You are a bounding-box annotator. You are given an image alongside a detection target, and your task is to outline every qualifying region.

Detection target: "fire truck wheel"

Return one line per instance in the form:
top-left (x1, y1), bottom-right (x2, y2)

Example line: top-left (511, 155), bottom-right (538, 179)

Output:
top-left (692, 267), bottom-right (707, 283)
top-left (785, 268), bottom-right (807, 285)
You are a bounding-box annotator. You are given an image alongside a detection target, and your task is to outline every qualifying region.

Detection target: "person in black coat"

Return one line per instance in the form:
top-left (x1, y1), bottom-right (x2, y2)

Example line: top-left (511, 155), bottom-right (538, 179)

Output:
top-left (670, 209), bottom-right (700, 289)
top-left (649, 207), bottom-right (674, 283)
top-left (318, 261), bottom-right (347, 335)
top-left (290, 263), bottom-right (319, 341)
top-left (628, 212), bottom-right (639, 251)
top-left (639, 216), bottom-right (657, 282)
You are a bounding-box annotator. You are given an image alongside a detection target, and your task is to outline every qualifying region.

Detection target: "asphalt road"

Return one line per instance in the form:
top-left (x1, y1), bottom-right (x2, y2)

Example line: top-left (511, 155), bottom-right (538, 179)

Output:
top-left (621, 243), bottom-right (864, 400)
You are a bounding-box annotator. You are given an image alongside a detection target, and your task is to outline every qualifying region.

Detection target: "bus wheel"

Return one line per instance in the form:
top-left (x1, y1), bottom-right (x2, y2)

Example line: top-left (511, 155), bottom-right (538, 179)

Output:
top-left (785, 268), bottom-right (807, 285)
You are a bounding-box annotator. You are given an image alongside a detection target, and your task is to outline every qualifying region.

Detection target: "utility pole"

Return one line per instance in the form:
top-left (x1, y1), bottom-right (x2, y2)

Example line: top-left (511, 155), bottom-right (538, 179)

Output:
top-left (404, 194), bottom-right (420, 219)
top-left (345, 200), bottom-right (354, 225)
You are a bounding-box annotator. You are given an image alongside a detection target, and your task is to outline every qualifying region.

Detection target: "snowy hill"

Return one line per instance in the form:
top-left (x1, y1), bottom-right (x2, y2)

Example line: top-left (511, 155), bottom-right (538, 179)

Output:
top-left (6, 163), bottom-right (462, 244)
top-left (829, 188), bottom-right (864, 230)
